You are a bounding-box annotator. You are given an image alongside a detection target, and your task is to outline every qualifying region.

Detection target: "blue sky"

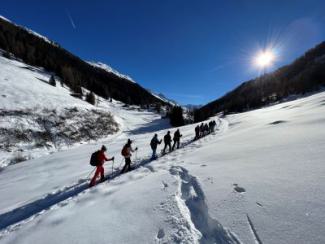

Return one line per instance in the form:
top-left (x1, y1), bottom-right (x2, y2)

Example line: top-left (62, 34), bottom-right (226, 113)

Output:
top-left (1, 0), bottom-right (325, 105)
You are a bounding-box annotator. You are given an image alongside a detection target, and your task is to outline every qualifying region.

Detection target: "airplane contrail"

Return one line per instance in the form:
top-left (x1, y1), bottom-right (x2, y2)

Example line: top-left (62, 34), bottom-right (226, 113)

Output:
top-left (65, 9), bottom-right (76, 29)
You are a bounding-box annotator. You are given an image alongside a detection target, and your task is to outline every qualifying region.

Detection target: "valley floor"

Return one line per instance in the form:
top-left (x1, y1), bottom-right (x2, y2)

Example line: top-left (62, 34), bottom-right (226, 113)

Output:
top-left (1, 92), bottom-right (325, 244)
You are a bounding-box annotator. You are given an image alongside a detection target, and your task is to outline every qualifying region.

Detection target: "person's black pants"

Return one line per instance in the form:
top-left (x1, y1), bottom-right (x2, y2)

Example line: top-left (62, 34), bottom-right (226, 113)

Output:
top-left (172, 140), bottom-right (180, 150)
top-left (121, 157), bottom-right (131, 173)
top-left (163, 142), bottom-right (172, 153)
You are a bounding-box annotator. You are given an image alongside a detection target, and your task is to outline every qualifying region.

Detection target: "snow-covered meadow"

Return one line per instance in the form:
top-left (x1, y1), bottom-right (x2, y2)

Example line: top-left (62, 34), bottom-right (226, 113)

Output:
top-left (0, 69), bottom-right (324, 244)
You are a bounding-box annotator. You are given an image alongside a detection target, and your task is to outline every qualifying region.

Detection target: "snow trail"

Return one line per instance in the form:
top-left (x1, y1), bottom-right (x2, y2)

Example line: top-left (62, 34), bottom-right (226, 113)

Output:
top-left (170, 166), bottom-right (241, 244)
top-left (0, 124), bottom-right (223, 233)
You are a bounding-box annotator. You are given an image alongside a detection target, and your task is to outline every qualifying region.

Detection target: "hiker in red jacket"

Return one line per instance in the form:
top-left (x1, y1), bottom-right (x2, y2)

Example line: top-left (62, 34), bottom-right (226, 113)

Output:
top-left (89, 145), bottom-right (114, 187)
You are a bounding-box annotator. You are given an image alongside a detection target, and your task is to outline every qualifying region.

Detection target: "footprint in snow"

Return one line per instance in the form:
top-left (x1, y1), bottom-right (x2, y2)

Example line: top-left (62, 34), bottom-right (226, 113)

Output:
top-left (256, 202), bottom-right (263, 207)
top-left (161, 181), bottom-right (168, 190)
top-left (157, 228), bottom-right (165, 239)
top-left (233, 184), bottom-right (246, 193)
top-left (269, 120), bottom-right (287, 125)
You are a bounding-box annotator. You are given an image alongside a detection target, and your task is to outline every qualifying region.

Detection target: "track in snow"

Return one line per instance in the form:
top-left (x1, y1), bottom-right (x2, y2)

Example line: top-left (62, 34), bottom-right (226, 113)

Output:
top-left (246, 214), bottom-right (263, 244)
top-left (170, 166), bottom-right (241, 244)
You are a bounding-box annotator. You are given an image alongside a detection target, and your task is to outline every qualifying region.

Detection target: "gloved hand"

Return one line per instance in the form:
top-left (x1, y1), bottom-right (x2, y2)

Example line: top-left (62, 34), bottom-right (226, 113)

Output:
top-left (136, 147), bottom-right (138, 151)
top-left (111, 156), bottom-right (115, 161)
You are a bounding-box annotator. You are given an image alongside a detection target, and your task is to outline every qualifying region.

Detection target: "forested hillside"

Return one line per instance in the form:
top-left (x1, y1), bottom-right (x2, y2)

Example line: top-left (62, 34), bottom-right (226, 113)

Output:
top-left (0, 17), bottom-right (165, 106)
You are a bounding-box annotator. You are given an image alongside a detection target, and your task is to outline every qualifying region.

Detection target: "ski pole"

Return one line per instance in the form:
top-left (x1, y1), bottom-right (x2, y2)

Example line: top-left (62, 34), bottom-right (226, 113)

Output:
top-left (112, 159), bottom-right (115, 174)
top-left (86, 168), bottom-right (96, 179)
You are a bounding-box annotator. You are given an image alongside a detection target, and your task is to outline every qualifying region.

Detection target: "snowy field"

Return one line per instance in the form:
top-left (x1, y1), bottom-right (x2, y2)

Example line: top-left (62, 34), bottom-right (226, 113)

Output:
top-left (0, 80), bottom-right (325, 243)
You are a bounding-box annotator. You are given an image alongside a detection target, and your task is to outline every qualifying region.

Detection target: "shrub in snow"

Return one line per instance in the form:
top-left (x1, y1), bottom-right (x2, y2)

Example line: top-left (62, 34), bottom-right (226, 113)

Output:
top-left (0, 108), bottom-right (119, 157)
top-left (10, 151), bottom-right (29, 164)
top-left (2, 51), bottom-right (11, 59)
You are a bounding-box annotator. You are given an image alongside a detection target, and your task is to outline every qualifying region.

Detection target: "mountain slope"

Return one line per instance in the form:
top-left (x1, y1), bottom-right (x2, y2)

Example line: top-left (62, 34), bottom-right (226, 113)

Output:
top-left (0, 52), bottom-right (120, 168)
top-left (0, 16), bottom-right (167, 106)
top-left (0, 91), bottom-right (324, 243)
top-left (196, 41), bottom-right (325, 121)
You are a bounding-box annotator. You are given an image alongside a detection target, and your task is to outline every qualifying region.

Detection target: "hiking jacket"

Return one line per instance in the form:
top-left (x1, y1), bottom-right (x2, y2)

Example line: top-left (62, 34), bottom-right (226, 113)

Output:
top-left (98, 151), bottom-right (109, 165)
top-left (173, 131), bottom-right (182, 141)
top-left (164, 134), bottom-right (171, 144)
top-left (150, 136), bottom-right (161, 149)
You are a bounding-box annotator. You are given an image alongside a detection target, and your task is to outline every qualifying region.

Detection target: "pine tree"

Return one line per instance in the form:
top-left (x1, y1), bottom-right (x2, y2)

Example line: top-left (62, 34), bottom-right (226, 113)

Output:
top-left (70, 82), bottom-right (83, 98)
top-left (155, 103), bottom-right (161, 113)
top-left (169, 106), bottom-right (185, 127)
top-left (49, 75), bottom-right (56, 87)
top-left (86, 91), bottom-right (96, 105)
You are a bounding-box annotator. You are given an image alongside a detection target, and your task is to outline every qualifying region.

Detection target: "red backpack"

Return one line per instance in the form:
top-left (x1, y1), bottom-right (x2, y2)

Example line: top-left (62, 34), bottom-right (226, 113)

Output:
top-left (121, 145), bottom-right (128, 157)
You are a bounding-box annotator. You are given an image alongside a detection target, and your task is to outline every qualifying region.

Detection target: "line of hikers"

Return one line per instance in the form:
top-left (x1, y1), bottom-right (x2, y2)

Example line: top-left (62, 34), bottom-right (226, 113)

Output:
top-left (89, 121), bottom-right (216, 187)
top-left (194, 120), bottom-right (217, 140)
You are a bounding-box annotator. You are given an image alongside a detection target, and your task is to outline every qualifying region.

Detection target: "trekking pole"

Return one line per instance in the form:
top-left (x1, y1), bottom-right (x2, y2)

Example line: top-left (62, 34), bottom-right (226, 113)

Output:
top-left (112, 159), bottom-right (115, 175)
top-left (86, 168), bottom-right (96, 179)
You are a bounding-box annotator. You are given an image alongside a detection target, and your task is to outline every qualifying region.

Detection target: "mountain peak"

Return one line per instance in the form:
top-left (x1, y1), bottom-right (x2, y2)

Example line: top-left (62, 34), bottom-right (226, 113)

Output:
top-left (87, 61), bottom-right (136, 83)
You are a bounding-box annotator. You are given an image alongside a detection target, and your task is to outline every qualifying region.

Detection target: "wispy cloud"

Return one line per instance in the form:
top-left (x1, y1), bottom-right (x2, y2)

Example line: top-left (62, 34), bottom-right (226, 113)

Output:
top-left (211, 64), bottom-right (225, 72)
top-left (65, 9), bottom-right (76, 29)
top-left (209, 60), bottom-right (239, 73)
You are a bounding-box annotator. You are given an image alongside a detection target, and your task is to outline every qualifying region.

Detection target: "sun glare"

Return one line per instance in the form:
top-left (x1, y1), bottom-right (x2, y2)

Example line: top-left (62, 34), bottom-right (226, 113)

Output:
top-left (254, 50), bottom-right (275, 68)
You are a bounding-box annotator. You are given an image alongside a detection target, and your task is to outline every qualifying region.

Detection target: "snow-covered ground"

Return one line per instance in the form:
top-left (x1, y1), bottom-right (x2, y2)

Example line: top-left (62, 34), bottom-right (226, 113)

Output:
top-left (0, 84), bottom-right (324, 243)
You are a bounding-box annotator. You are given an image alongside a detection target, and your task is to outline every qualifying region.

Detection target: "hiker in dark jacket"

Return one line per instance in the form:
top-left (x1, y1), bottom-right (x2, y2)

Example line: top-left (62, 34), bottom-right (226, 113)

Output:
top-left (89, 145), bottom-right (114, 187)
top-left (204, 123), bottom-right (209, 135)
top-left (209, 121), bottom-right (213, 133)
top-left (199, 123), bottom-right (204, 137)
top-left (195, 125), bottom-right (200, 140)
top-left (211, 120), bottom-right (216, 132)
top-left (172, 129), bottom-right (182, 150)
top-left (162, 131), bottom-right (172, 154)
top-left (150, 134), bottom-right (162, 159)
top-left (121, 139), bottom-right (137, 173)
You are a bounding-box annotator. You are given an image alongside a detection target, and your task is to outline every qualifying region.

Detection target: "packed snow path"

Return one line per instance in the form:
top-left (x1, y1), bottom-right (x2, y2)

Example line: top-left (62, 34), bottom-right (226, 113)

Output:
top-left (1, 92), bottom-right (325, 243)
top-left (0, 122), bottom-right (222, 232)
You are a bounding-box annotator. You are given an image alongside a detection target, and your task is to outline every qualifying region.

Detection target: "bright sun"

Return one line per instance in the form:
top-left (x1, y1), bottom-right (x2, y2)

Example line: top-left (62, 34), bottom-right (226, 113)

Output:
top-left (254, 50), bottom-right (275, 68)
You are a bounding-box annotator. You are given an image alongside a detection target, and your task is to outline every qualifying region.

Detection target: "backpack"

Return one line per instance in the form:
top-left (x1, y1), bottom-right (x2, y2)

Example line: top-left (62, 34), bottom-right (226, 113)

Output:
top-left (121, 145), bottom-right (128, 157)
top-left (150, 138), bottom-right (156, 148)
top-left (90, 150), bottom-right (100, 166)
